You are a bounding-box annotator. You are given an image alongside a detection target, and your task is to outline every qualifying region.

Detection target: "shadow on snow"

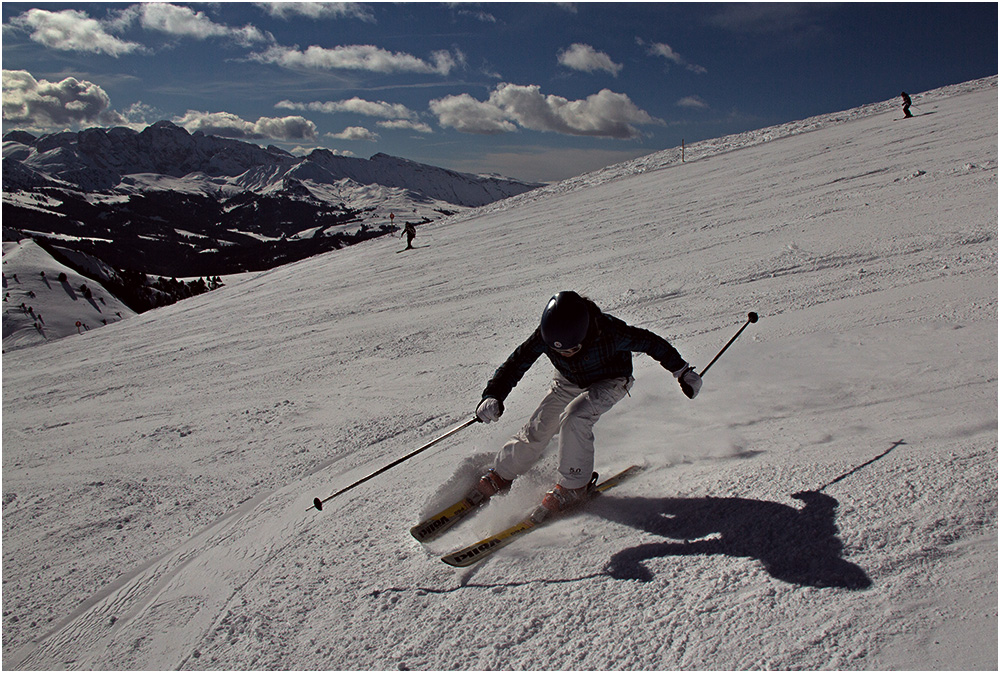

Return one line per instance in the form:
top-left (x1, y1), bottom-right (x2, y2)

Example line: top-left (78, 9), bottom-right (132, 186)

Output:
top-left (592, 490), bottom-right (872, 590)
top-left (401, 444), bottom-right (906, 594)
top-left (398, 490), bottom-right (871, 596)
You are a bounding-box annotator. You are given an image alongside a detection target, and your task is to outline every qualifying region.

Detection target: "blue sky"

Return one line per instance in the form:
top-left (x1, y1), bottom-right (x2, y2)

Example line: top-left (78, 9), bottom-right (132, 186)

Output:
top-left (2, 2), bottom-right (997, 183)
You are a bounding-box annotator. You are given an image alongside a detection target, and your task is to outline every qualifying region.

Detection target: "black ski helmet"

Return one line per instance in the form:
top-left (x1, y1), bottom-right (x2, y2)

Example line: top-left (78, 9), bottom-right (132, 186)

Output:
top-left (539, 291), bottom-right (590, 350)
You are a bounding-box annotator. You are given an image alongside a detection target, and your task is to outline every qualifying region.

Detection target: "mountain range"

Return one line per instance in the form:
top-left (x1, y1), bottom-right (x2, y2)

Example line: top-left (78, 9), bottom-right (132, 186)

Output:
top-left (2, 121), bottom-right (541, 278)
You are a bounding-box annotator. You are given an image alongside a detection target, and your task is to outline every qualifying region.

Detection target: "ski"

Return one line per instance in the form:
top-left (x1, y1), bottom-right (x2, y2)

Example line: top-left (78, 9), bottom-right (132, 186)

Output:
top-left (440, 465), bottom-right (645, 568)
top-left (410, 494), bottom-right (482, 542)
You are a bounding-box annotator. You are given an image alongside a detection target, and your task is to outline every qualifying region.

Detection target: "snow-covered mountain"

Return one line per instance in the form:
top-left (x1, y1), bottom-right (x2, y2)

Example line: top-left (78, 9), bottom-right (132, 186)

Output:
top-left (2, 239), bottom-right (137, 351)
top-left (2, 77), bottom-right (996, 670)
top-left (1, 121), bottom-right (541, 277)
top-left (3, 120), bottom-right (540, 206)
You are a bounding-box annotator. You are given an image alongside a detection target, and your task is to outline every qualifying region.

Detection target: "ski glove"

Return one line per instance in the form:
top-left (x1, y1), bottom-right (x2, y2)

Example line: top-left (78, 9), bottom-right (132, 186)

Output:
top-left (476, 397), bottom-right (504, 423)
top-left (674, 364), bottom-right (702, 399)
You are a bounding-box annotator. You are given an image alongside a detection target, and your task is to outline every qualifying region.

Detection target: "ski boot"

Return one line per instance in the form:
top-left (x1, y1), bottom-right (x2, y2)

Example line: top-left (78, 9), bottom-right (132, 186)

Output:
top-left (467, 468), bottom-right (513, 505)
top-left (530, 472), bottom-right (599, 523)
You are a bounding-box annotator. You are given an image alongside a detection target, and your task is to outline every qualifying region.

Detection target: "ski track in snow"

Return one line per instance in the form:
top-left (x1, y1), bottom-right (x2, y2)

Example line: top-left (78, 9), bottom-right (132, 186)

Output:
top-left (2, 78), bottom-right (997, 670)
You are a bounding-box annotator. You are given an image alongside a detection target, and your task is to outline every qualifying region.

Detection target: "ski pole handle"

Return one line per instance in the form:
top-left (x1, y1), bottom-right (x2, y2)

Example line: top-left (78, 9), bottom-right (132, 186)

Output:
top-left (311, 416), bottom-right (480, 512)
top-left (700, 312), bottom-right (758, 377)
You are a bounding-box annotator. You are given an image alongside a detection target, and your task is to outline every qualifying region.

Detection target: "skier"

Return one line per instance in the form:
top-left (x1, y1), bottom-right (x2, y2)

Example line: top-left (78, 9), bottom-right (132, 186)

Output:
top-left (473, 291), bottom-right (702, 520)
top-left (900, 91), bottom-right (913, 118)
top-left (400, 222), bottom-right (416, 250)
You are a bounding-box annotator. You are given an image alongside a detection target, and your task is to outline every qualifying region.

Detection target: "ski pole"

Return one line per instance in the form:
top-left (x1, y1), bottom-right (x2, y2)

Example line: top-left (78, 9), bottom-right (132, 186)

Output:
top-left (700, 312), bottom-right (758, 377)
top-left (310, 416), bottom-right (480, 512)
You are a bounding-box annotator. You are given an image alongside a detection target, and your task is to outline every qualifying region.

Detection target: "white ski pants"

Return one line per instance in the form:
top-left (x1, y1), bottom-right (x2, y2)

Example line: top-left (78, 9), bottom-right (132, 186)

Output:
top-left (493, 373), bottom-right (633, 490)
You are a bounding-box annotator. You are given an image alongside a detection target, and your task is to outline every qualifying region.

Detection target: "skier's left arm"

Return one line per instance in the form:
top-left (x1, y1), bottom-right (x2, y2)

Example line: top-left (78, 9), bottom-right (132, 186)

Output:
top-left (618, 322), bottom-right (702, 399)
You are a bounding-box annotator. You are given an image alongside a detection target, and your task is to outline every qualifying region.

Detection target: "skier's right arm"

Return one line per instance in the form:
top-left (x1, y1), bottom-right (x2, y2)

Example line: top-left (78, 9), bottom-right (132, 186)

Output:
top-left (480, 330), bottom-right (546, 408)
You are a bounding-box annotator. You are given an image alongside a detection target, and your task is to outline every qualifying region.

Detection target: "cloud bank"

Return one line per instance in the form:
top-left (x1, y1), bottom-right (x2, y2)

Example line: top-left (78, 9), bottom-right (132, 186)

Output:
top-left (2, 70), bottom-right (126, 129)
top-left (250, 45), bottom-right (462, 75)
top-left (4, 5), bottom-right (273, 55)
top-left (5, 8), bottom-right (144, 56)
top-left (117, 3), bottom-right (272, 46)
top-left (276, 97), bottom-right (417, 120)
top-left (431, 83), bottom-right (662, 139)
top-left (172, 110), bottom-right (317, 141)
top-left (257, 2), bottom-right (376, 23)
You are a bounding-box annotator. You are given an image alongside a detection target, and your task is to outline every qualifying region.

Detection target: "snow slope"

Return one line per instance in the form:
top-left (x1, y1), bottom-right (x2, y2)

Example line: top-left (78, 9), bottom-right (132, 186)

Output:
top-left (2, 240), bottom-right (136, 352)
top-left (2, 78), bottom-right (997, 670)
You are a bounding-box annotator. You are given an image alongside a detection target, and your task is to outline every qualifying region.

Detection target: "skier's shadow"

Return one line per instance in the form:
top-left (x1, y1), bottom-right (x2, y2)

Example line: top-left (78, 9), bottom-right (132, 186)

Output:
top-left (592, 491), bottom-right (871, 589)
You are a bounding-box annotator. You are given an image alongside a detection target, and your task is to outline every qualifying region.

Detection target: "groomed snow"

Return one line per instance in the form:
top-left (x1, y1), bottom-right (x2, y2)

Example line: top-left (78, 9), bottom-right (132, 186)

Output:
top-left (2, 78), bottom-right (997, 670)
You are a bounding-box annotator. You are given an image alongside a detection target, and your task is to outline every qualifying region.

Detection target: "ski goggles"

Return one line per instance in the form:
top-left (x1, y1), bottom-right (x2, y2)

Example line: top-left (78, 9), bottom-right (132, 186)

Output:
top-left (552, 343), bottom-right (583, 357)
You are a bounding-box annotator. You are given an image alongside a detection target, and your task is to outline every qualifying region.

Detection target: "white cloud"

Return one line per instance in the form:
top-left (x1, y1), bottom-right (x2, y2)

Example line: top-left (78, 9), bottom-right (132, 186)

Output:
top-left (327, 126), bottom-right (379, 141)
top-left (457, 9), bottom-right (498, 24)
top-left (429, 93), bottom-right (517, 135)
top-left (119, 101), bottom-right (161, 127)
top-left (6, 8), bottom-right (144, 56)
top-left (258, 2), bottom-right (376, 23)
top-left (2, 70), bottom-right (126, 130)
top-left (558, 43), bottom-right (623, 76)
top-left (296, 146), bottom-right (355, 157)
top-left (431, 83), bottom-right (663, 139)
top-left (677, 95), bottom-right (709, 109)
top-left (497, 84), bottom-right (662, 138)
top-left (250, 44), bottom-right (461, 75)
top-left (173, 110), bottom-right (317, 141)
top-left (253, 116), bottom-right (317, 141)
top-left (376, 119), bottom-right (433, 133)
top-left (645, 41), bottom-right (682, 64)
top-left (122, 3), bottom-right (271, 46)
top-left (276, 97), bottom-right (417, 120)
top-left (639, 38), bottom-right (707, 75)
top-left (173, 110), bottom-right (257, 137)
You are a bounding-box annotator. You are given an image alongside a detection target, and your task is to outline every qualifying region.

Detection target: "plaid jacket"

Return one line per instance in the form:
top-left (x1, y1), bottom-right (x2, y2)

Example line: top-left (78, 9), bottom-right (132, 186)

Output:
top-left (482, 312), bottom-right (687, 402)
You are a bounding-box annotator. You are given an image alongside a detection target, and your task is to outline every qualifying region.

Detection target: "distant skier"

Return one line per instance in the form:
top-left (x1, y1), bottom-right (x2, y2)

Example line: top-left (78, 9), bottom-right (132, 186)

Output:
top-left (473, 291), bottom-right (702, 520)
top-left (901, 91), bottom-right (913, 118)
top-left (400, 222), bottom-right (416, 250)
